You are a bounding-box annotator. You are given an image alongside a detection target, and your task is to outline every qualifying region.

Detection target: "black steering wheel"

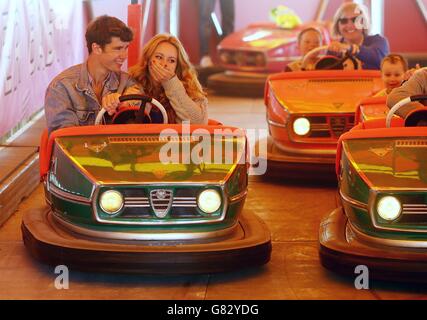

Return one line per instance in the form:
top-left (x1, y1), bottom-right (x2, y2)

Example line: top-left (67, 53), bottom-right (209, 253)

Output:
top-left (95, 94), bottom-right (168, 125)
top-left (302, 45), bottom-right (360, 71)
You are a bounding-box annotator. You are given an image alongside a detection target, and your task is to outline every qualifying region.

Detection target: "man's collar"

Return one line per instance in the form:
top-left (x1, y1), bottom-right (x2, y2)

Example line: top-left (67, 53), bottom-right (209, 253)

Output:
top-left (76, 62), bottom-right (120, 92)
top-left (76, 63), bottom-right (90, 92)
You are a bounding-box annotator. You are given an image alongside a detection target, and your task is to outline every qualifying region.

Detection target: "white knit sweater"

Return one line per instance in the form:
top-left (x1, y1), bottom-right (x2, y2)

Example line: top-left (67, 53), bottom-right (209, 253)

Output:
top-left (161, 76), bottom-right (208, 124)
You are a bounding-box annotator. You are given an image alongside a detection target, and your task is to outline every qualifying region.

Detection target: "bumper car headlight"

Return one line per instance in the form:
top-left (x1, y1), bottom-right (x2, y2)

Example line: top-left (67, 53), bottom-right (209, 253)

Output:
top-left (377, 196), bottom-right (402, 221)
top-left (198, 189), bottom-right (221, 214)
top-left (293, 117), bottom-right (310, 136)
top-left (100, 190), bottom-right (124, 215)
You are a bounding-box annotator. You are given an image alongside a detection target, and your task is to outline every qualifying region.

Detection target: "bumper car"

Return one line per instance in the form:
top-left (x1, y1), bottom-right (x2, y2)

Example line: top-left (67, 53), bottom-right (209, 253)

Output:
top-left (207, 21), bottom-right (330, 96)
top-left (319, 95), bottom-right (427, 281)
top-left (355, 96), bottom-right (388, 124)
top-left (255, 47), bottom-right (383, 179)
top-left (22, 95), bottom-right (271, 274)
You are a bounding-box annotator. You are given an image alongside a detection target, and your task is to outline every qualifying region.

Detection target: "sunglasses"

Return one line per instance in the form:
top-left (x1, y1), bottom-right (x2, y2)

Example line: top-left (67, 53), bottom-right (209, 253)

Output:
top-left (338, 16), bottom-right (361, 25)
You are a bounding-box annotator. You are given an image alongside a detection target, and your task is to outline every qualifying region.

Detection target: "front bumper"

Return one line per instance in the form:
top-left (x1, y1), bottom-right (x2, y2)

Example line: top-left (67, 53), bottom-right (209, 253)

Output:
top-left (254, 137), bottom-right (336, 179)
top-left (22, 206), bottom-right (271, 274)
top-left (319, 207), bottom-right (427, 282)
top-left (207, 71), bottom-right (267, 97)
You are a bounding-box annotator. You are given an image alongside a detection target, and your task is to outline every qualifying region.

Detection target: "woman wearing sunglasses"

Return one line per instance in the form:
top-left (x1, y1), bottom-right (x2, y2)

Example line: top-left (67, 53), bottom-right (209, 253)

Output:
top-left (328, 2), bottom-right (389, 70)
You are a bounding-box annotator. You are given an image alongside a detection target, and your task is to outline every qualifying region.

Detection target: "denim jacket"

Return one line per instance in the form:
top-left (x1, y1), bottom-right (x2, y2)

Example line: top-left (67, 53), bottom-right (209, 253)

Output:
top-left (44, 63), bottom-right (137, 133)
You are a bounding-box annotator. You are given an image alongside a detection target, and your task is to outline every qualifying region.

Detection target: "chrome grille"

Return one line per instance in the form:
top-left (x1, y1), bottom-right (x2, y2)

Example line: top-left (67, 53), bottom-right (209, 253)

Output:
top-left (330, 116), bottom-right (348, 137)
top-left (124, 197), bottom-right (150, 208)
top-left (300, 115), bottom-right (354, 139)
top-left (377, 195), bottom-right (427, 227)
top-left (219, 49), bottom-right (266, 68)
top-left (124, 196), bottom-right (197, 208)
top-left (103, 187), bottom-right (205, 220)
top-left (402, 204), bottom-right (427, 215)
top-left (172, 197), bottom-right (197, 207)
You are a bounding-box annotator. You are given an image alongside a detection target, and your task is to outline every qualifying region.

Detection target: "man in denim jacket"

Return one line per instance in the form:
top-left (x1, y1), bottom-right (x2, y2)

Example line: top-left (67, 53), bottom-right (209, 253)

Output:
top-left (45, 15), bottom-right (138, 134)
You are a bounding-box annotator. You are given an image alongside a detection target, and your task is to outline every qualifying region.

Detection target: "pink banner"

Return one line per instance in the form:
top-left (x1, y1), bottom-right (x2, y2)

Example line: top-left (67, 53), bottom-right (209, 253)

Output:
top-left (0, 0), bottom-right (85, 137)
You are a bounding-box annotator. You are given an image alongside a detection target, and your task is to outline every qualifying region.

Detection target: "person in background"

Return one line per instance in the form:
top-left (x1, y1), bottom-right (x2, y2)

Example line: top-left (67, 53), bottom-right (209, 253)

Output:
top-left (387, 67), bottom-right (427, 125)
top-left (374, 54), bottom-right (408, 97)
top-left (328, 2), bottom-right (389, 70)
top-left (127, 34), bottom-right (208, 124)
top-left (198, 0), bottom-right (235, 67)
top-left (285, 27), bottom-right (323, 72)
top-left (44, 15), bottom-right (137, 134)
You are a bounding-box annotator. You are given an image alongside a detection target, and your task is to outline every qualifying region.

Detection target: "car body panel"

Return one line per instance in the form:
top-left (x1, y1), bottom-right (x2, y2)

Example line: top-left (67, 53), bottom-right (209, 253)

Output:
top-left (41, 124), bottom-right (249, 233)
top-left (268, 71), bottom-right (383, 114)
top-left (356, 97), bottom-right (389, 123)
top-left (263, 70), bottom-right (383, 164)
top-left (343, 137), bottom-right (427, 190)
top-left (54, 133), bottom-right (245, 184)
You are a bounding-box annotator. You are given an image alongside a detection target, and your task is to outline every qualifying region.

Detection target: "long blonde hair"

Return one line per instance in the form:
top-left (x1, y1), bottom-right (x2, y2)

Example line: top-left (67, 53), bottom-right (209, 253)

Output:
top-left (129, 34), bottom-right (206, 105)
top-left (331, 2), bottom-right (371, 38)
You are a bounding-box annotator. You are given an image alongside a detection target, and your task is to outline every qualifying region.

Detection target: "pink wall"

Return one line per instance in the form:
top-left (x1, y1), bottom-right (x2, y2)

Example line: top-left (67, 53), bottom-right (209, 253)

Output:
top-left (384, 0), bottom-right (427, 53)
top-left (0, 0), bottom-right (86, 137)
top-left (91, 0), bottom-right (129, 24)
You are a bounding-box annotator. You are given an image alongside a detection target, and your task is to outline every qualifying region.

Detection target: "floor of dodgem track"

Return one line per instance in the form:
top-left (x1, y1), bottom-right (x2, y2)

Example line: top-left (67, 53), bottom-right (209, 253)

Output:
top-left (2, 93), bottom-right (427, 300)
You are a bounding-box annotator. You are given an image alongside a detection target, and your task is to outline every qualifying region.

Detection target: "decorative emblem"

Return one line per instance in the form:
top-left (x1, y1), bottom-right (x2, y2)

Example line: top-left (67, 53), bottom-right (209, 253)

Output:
top-left (150, 189), bottom-right (173, 218)
top-left (332, 102), bottom-right (344, 109)
top-left (156, 190), bottom-right (167, 199)
top-left (84, 141), bottom-right (107, 153)
top-left (153, 169), bottom-right (167, 180)
top-left (330, 117), bottom-right (346, 137)
top-left (369, 147), bottom-right (392, 158)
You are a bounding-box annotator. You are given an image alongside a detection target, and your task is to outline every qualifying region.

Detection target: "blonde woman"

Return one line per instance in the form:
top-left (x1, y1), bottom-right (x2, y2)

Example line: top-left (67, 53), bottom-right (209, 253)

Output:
top-left (328, 2), bottom-right (389, 70)
top-left (126, 34), bottom-right (208, 124)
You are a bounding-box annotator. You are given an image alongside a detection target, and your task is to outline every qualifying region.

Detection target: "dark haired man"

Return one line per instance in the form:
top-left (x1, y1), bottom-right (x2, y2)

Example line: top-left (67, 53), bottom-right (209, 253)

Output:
top-left (45, 15), bottom-right (138, 133)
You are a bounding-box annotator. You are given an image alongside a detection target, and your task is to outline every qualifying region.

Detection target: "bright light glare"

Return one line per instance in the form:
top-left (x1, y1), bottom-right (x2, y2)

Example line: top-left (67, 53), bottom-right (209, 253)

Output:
top-left (293, 118), bottom-right (310, 136)
top-left (377, 196), bottom-right (402, 221)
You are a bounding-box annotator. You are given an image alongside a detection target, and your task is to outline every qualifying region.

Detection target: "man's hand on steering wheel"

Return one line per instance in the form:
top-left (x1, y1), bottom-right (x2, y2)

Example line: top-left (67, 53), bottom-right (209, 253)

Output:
top-left (102, 86), bottom-right (142, 116)
top-left (95, 94), bottom-right (169, 125)
top-left (102, 93), bottom-right (121, 116)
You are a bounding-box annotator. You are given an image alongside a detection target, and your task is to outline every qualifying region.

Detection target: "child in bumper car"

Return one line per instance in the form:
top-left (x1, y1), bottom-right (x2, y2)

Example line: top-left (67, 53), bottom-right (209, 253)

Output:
top-left (374, 54), bottom-right (408, 97)
top-left (285, 27), bottom-right (323, 72)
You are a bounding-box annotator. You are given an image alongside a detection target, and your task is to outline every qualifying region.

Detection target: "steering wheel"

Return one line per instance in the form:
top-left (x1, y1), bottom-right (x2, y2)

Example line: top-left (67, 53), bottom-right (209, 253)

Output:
top-left (301, 45), bottom-right (359, 71)
top-left (386, 95), bottom-right (427, 128)
top-left (95, 94), bottom-right (168, 125)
